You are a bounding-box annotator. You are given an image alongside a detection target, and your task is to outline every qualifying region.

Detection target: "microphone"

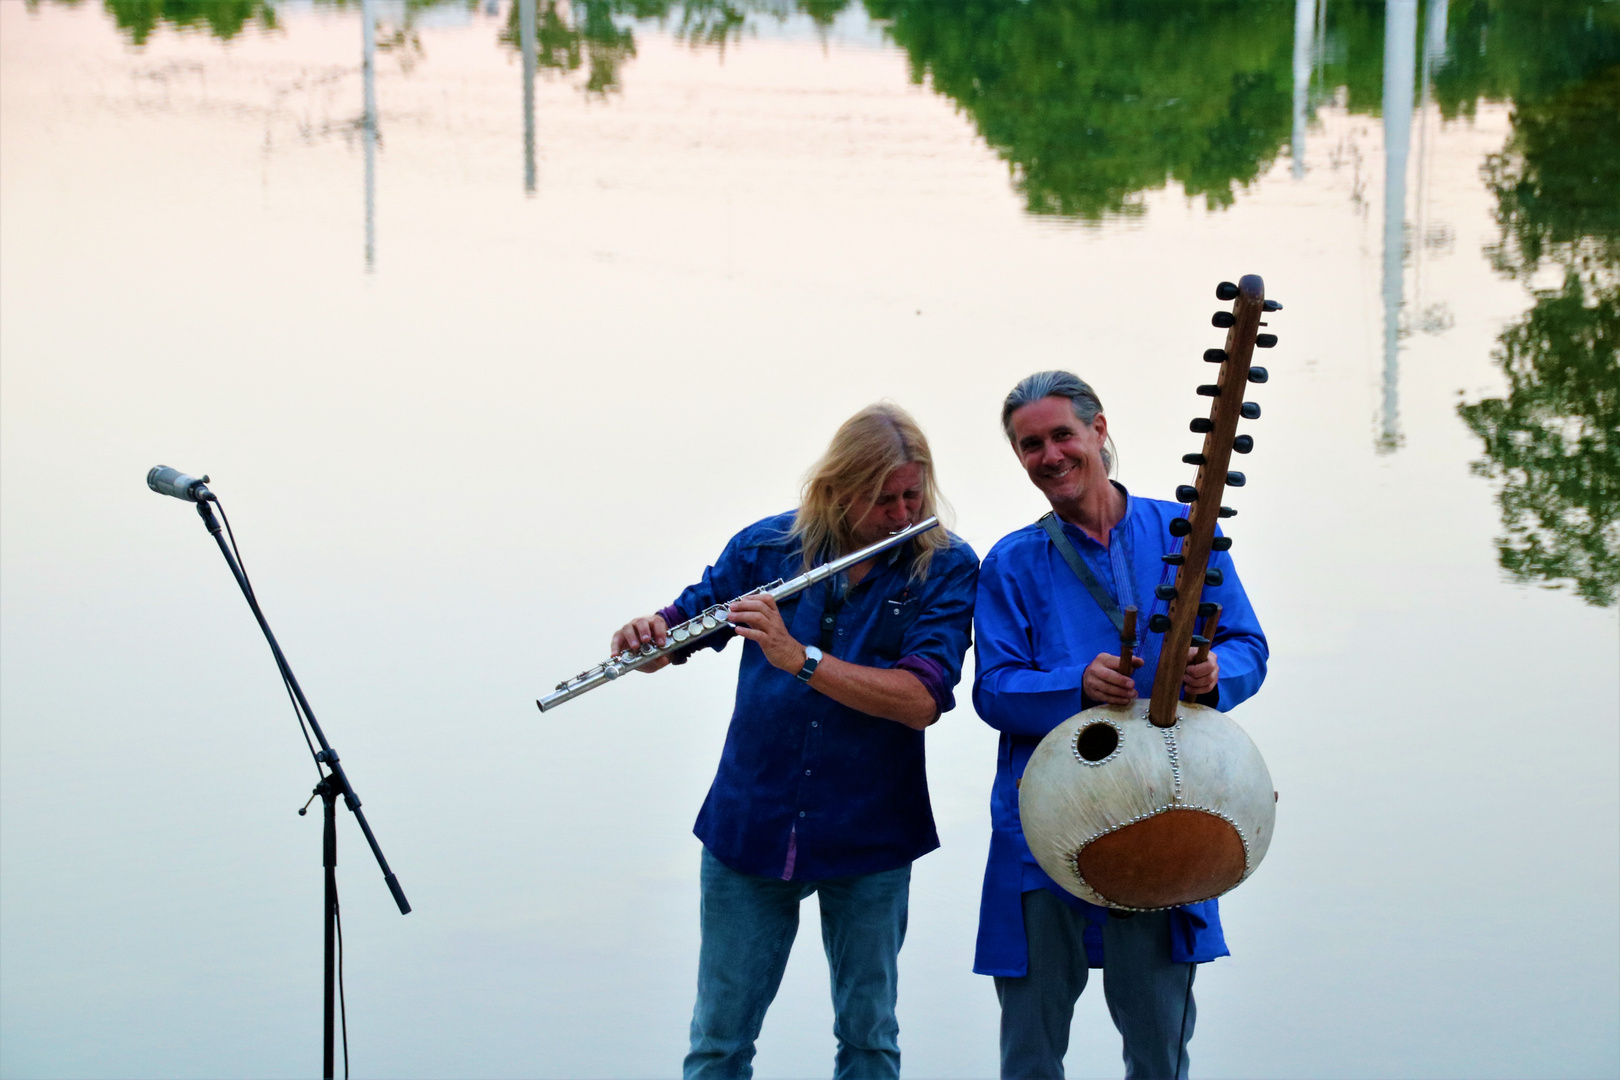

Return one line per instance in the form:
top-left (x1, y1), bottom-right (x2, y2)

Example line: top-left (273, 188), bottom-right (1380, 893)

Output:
top-left (147, 465), bottom-right (215, 502)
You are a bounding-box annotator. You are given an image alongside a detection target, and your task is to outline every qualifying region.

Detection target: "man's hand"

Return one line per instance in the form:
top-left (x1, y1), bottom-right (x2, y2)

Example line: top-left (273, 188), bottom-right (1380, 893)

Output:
top-left (1083, 652), bottom-right (1143, 706)
top-left (726, 594), bottom-right (807, 674)
top-left (1182, 647), bottom-right (1219, 697)
top-left (610, 614), bottom-right (672, 673)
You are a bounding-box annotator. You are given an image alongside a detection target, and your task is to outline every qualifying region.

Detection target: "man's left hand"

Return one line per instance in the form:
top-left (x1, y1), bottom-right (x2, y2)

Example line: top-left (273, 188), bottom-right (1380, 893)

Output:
top-left (1182, 647), bottom-right (1219, 697)
top-left (727, 594), bottom-right (807, 674)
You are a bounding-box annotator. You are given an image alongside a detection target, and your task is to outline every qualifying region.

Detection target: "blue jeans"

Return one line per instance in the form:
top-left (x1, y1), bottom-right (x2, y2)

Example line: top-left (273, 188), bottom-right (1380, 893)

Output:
top-left (684, 847), bottom-right (911, 1080)
top-left (995, 890), bottom-right (1196, 1080)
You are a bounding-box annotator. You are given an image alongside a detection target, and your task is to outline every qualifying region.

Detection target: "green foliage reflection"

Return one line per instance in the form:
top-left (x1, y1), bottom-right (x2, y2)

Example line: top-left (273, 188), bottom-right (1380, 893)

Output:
top-left (865, 0), bottom-right (1294, 220)
top-left (1461, 64), bottom-right (1620, 607)
top-left (75, 0), bottom-right (477, 45)
top-left (500, 1), bottom-right (846, 97)
top-left (100, 0), bottom-right (280, 43)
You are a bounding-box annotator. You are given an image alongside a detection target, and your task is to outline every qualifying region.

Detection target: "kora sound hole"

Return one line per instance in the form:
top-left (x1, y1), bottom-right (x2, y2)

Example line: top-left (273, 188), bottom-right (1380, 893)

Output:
top-left (1075, 722), bottom-right (1119, 763)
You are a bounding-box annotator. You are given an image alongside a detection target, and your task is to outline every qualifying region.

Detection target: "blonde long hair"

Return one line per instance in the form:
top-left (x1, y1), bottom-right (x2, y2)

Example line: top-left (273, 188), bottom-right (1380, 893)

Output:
top-left (791, 403), bottom-right (952, 581)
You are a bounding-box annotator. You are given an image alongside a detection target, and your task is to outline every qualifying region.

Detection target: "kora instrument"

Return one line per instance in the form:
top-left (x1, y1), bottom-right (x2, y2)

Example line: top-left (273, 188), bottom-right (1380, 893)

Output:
top-left (1019, 275), bottom-right (1279, 911)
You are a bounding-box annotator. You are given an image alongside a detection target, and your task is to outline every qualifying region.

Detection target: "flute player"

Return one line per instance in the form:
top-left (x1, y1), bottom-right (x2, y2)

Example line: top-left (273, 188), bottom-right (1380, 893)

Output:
top-left (609, 403), bottom-right (977, 1080)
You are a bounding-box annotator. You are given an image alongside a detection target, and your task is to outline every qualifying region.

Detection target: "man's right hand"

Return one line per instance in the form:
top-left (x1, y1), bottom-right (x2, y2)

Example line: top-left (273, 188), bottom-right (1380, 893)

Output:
top-left (611, 614), bottom-right (672, 673)
top-left (1082, 652), bottom-right (1143, 706)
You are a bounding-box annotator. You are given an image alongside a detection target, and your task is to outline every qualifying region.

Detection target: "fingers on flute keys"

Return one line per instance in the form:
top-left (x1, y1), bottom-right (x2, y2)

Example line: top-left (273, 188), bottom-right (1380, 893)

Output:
top-left (612, 613), bottom-right (669, 652)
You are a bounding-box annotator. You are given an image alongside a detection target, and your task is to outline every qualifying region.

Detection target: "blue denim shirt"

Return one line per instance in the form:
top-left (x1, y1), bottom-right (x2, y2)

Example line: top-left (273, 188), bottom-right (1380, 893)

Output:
top-left (669, 512), bottom-right (978, 882)
top-left (971, 485), bottom-right (1268, 976)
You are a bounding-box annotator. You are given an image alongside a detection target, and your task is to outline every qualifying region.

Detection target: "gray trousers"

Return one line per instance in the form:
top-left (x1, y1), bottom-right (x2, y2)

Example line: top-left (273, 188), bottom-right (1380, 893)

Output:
top-left (994, 890), bottom-right (1196, 1080)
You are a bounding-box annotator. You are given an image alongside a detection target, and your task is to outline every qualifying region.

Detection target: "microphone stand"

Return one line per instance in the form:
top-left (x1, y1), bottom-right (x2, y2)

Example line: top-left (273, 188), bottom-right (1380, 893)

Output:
top-left (193, 498), bottom-right (410, 1079)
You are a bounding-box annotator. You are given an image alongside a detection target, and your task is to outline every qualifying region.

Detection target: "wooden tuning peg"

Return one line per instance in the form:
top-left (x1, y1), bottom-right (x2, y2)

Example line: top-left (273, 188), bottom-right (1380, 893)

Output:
top-left (1183, 604), bottom-right (1223, 701)
top-left (1116, 606), bottom-right (1138, 676)
top-left (1216, 282), bottom-right (1239, 301)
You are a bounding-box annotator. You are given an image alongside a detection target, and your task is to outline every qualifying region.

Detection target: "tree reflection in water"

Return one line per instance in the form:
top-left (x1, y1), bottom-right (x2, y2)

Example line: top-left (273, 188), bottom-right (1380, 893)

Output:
top-left (866, 0), bottom-right (1293, 220)
top-left (1462, 62), bottom-right (1620, 607)
top-left (46, 0), bottom-right (1620, 605)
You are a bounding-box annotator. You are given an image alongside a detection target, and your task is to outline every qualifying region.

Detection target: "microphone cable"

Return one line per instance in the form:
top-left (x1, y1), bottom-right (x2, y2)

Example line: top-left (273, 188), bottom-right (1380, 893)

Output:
top-left (215, 495), bottom-right (350, 1076)
top-left (335, 878), bottom-right (350, 1080)
top-left (215, 497), bottom-right (323, 773)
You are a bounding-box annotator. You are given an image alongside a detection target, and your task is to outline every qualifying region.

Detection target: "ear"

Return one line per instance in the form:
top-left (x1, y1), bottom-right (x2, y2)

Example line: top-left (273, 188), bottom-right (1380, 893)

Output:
top-left (1090, 413), bottom-right (1109, 443)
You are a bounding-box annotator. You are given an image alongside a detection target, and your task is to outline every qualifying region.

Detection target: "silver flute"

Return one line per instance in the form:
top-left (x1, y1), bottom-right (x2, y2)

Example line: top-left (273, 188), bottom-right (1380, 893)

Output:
top-left (536, 516), bottom-right (940, 713)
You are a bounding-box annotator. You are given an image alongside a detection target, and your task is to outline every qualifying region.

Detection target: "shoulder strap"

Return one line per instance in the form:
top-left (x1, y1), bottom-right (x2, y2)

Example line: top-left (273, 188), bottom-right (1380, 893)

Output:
top-left (1036, 513), bottom-right (1125, 634)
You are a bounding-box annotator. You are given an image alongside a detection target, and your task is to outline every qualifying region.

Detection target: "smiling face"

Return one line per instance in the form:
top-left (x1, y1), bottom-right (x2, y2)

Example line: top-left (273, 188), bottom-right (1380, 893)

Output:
top-left (1009, 395), bottom-right (1111, 512)
top-left (844, 461), bottom-right (925, 548)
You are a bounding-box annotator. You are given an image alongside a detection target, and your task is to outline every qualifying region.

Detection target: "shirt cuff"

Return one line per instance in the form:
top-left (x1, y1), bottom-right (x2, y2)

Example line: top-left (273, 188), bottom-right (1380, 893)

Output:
top-left (895, 655), bottom-right (952, 717)
top-left (656, 603), bottom-right (700, 665)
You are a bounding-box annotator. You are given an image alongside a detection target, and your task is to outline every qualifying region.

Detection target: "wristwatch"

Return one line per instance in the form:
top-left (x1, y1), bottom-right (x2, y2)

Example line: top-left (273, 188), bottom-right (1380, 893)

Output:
top-left (796, 645), bottom-right (824, 683)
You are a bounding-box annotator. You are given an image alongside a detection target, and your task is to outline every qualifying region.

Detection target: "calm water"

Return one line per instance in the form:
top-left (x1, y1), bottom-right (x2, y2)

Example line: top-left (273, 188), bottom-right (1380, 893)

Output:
top-left (1, 2), bottom-right (1617, 1078)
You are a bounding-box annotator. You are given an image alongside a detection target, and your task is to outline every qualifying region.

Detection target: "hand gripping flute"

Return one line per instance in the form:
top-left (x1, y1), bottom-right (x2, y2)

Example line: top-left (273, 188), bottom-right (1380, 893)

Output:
top-left (537, 516), bottom-right (940, 712)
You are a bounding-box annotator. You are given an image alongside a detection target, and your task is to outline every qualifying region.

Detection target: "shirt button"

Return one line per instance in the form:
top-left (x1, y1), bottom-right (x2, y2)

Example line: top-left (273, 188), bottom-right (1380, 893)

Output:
top-left (799, 811), bottom-right (806, 818)
top-left (811, 721), bottom-right (818, 728)
top-left (805, 769), bottom-right (812, 775)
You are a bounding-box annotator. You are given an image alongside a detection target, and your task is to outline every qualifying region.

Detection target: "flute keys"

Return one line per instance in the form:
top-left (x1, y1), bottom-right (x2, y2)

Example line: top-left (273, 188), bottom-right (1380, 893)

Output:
top-left (672, 626), bottom-right (690, 642)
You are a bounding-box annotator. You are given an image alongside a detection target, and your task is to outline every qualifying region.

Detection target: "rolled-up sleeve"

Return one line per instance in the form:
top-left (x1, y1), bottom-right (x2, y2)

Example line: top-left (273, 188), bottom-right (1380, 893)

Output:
top-left (664, 528), bottom-right (765, 662)
top-left (892, 547), bottom-right (978, 715)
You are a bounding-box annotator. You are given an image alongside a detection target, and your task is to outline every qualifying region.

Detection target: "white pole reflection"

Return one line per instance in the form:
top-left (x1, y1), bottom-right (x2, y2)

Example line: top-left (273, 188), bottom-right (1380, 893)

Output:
top-left (362, 0), bottom-right (378, 271)
top-left (521, 0), bottom-right (536, 194)
top-left (1292, 0), bottom-right (1316, 180)
top-left (1413, 0), bottom-right (1449, 331)
top-left (1379, 0), bottom-right (1417, 453)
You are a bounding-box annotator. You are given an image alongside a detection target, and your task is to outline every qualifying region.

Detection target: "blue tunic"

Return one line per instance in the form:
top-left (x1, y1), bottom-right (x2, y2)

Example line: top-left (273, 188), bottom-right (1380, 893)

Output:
top-left (971, 485), bottom-right (1269, 976)
top-left (669, 512), bottom-right (978, 882)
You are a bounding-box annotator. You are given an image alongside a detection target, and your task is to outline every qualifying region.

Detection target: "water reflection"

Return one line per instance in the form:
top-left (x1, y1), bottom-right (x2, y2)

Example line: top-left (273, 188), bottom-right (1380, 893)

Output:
top-left (1461, 61), bottom-right (1620, 606)
top-left (96, 0), bottom-right (282, 42)
top-left (47, 0), bottom-right (1620, 603)
top-left (363, 0), bottom-right (379, 269)
top-left (867, 0), bottom-right (1296, 220)
top-left (1379, 1), bottom-right (1416, 452)
top-left (520, 0), bottom-right (537, 192)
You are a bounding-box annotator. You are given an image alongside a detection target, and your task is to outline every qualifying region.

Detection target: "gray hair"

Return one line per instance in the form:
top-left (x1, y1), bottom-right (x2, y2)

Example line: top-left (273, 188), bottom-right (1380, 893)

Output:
top-left (1000, 370), bottom-right (1115, 473)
